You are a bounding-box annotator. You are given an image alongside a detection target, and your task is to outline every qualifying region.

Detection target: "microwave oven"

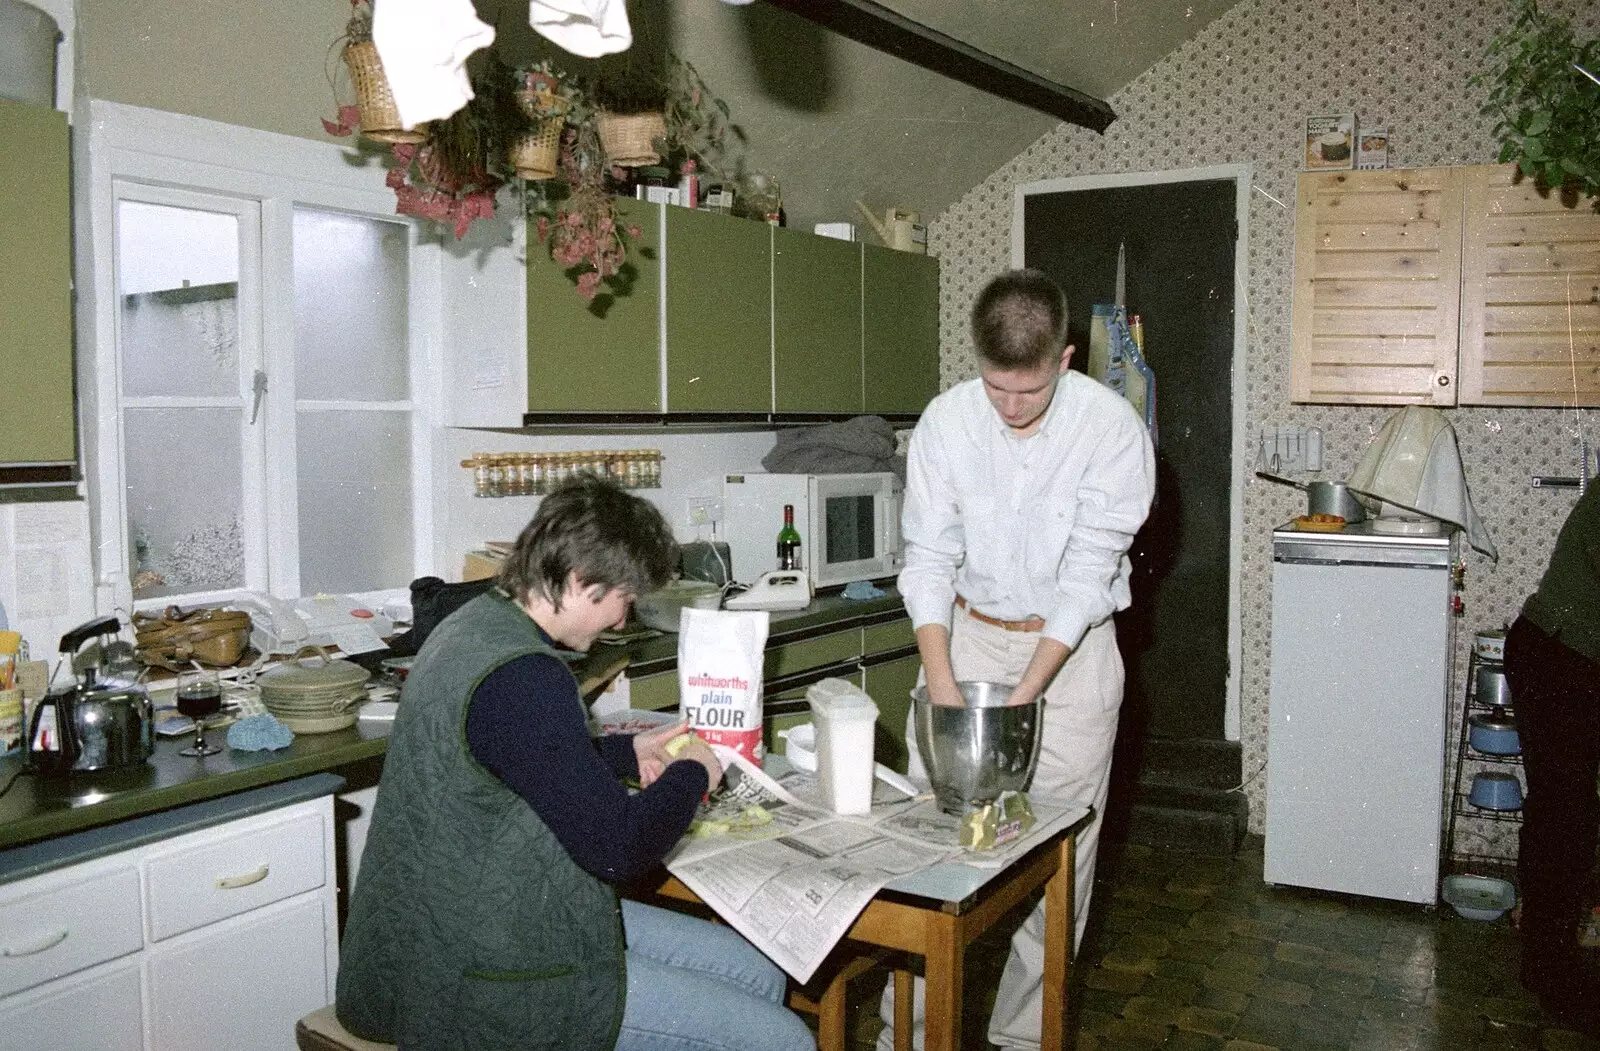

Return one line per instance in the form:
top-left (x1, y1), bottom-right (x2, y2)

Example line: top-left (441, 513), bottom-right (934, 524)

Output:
top-left (721, 472), bottom-right (902, 589)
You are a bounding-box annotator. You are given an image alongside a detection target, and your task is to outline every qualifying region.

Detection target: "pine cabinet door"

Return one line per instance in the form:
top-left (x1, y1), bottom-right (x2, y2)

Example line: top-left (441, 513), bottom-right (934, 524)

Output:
top-left (526, 201), bottom-right (662, 413)
top-left (0, 99), bottom-right (75, 464)
top-left (664, 208), bottom-right (772, 412)
top-left (1290, 168), bottom-right (1464, 405)
top-left (863, 246), bottom-right (940, 415)
top-left (773, 229), bottom-right (863, 414)
top-left (1458, 163), bottom-right (1600, 407)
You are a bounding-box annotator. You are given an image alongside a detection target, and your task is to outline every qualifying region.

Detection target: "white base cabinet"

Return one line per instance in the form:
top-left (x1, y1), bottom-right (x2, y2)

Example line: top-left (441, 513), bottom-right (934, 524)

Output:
top-left (0, 793), bottom-right (338, 1051)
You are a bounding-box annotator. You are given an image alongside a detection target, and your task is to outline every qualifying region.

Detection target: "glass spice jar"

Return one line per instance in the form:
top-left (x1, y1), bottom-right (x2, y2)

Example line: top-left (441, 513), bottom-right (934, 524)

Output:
top-left (470, 454), bottom-right (492, 498)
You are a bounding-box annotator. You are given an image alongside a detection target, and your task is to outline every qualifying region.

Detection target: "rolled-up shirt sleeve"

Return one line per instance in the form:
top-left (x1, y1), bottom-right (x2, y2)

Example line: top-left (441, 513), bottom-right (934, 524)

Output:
top-left (898, 417), bottom-right (965, 632)
top-left (1044, 412), bottom-right (1156, 649)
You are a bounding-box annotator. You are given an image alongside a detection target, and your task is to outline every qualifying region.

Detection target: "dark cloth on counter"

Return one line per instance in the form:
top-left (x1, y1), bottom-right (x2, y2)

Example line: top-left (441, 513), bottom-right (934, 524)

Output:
top-left (466, 653), bottom-right (705, 882)
top-left (337, 591), bottom-right (674, 1051)
top-left (1508, 484), bottom-right (1600, 1024)
top-left (1522, 485), bottom-right (1600, 665)
top-left (762, 414), bottom-right (907, 481)
top-left (384, 575), bottom-right (494, 657)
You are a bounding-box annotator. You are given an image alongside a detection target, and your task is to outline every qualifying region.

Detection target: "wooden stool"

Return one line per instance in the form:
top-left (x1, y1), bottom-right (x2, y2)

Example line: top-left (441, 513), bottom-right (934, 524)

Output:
top-left (295, 1006), bottom-right (394, 1051)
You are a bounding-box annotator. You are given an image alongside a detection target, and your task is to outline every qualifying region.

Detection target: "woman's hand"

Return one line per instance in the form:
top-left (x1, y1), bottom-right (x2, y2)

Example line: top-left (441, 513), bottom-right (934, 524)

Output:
top-left (632, 721), bottom-right (690, 788)
top-left (671, 733), bottom-right (724, 791)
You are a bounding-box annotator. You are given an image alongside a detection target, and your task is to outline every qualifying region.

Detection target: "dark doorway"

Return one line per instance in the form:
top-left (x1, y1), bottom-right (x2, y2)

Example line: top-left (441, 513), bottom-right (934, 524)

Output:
top-left (1022, 177), bottom-right (1237, 741)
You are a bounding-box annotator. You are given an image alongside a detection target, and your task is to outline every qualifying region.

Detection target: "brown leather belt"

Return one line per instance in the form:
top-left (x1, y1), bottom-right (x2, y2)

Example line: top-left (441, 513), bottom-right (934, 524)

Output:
top-left (955, 595), bottom-right (1045, 633)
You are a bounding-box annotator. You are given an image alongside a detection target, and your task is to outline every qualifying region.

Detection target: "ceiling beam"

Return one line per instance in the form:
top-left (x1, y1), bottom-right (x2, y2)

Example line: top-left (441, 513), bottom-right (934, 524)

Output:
top-left (761, 0), bottom-right (1116, 132)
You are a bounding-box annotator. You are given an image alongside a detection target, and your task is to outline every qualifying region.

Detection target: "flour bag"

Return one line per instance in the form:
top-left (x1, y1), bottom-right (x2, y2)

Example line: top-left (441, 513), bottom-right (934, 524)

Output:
top-left (678, 608), bottom-right (769, 764)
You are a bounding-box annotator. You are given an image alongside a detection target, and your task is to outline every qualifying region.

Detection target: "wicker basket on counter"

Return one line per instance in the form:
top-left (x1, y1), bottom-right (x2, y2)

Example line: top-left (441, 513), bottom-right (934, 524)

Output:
top-left (344, 42), bottom-right (428, 144)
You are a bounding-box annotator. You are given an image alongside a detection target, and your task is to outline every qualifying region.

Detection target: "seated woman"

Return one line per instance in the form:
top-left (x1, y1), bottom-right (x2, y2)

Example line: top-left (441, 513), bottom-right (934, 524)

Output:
top-left (337, 475), bottom-right (815, 1051)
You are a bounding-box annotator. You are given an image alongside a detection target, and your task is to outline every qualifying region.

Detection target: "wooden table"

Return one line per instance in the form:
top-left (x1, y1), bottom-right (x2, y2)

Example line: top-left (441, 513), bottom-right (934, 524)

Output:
top-left (653, 803), bottom-right (1093, 1051)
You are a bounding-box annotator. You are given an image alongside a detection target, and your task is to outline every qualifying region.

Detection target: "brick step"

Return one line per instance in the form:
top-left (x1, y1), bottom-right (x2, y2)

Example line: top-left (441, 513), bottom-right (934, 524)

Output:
top-left (1103, 736), bottom-right (1247, 856)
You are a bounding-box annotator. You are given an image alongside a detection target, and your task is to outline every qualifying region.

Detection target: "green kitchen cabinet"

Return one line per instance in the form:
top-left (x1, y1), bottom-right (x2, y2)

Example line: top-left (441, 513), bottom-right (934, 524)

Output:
top-left (663, 207), bottom-right (771, 412)
top-left (526, 200), bottom-right (662, 412)
top-left (772, 228), bottom-right (862, 414)
top-left (0, 99), bottom-right (75, 465)
top-left (863, 245), bottom-right (940, 415)
top-left (861, 650), bottom-right (921, 775)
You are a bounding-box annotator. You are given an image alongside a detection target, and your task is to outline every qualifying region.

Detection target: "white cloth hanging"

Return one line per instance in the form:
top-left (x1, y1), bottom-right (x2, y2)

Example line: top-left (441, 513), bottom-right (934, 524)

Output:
top-left (529, 0), bottom-right (632, 57)
top-left (372, 0), bottom-right (497, 129)
top-left (1347, 406), bottom-right (1498, 560)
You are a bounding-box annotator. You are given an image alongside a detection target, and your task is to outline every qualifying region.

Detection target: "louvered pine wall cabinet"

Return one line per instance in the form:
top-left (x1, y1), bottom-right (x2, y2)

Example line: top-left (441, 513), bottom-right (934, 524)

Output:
top-left (1290, 163), bottom-right (1599, 407)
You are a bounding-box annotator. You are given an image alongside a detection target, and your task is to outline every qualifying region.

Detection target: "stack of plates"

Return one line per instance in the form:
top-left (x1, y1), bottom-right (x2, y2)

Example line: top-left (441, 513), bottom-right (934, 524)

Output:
top-left (258, 653), bottom-right (371, 734)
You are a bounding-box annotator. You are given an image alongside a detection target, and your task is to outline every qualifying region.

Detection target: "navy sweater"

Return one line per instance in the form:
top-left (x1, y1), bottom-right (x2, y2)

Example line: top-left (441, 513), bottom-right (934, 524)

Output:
top-left (465, 653), bottom-right (705, 883)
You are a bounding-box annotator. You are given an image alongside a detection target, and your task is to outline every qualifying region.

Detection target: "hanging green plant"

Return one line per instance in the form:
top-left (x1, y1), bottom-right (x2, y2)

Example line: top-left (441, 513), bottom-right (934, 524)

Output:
top-left (1472, 0), bottom-right (1600, 203)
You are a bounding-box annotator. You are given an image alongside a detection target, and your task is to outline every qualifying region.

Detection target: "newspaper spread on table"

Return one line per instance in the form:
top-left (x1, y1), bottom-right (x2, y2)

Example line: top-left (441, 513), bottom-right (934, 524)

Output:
top-left (664, 746), bottom-right (1073, 982)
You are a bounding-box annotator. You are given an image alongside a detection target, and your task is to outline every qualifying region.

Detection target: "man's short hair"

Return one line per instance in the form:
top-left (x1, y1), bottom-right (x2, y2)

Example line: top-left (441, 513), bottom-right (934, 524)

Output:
top-left (497, 474), bottom-right (678, 610)
top-left (971, 269), bottom-right (1069, 370)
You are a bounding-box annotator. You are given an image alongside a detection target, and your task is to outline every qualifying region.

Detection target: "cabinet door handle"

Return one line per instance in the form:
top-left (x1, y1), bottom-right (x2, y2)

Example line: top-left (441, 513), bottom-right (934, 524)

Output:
top-left (3, 930), bottom-right (69, 957)
top-left (216, 864), bottom-right (270, 890)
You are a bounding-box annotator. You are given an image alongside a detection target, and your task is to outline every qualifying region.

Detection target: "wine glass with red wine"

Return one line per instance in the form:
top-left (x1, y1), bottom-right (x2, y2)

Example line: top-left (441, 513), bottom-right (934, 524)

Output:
top-left (176, 667), bottom-right (223, 757)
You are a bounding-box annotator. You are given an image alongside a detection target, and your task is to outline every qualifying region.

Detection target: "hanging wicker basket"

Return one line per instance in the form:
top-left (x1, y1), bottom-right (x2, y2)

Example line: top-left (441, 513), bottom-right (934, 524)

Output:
top-left (344, 42), bottom-right (428, 145)
top-left (596, 110), bottom-right (666, 167)
top-left (509, 89), bottom-right (570, 180)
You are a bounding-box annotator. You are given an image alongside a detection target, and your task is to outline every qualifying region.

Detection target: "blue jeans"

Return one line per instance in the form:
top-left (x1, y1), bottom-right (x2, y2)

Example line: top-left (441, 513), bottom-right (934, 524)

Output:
top-left (616, 900), bottom-right (816, 1051)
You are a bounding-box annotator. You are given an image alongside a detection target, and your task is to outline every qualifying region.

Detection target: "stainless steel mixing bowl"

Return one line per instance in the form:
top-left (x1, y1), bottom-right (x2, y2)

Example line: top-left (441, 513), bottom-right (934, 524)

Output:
top-left (912, 680), bottom-right (1044, 815)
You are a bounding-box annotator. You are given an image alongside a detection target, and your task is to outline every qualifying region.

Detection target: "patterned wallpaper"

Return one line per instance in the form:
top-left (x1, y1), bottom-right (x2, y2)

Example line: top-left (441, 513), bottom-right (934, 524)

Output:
top-left (929, 0), bottom-right (1599, 842)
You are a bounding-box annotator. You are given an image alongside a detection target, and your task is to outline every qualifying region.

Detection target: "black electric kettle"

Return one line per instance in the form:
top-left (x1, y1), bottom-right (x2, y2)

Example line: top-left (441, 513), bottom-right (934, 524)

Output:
top-left (27, 615), bottom-right (154, 777)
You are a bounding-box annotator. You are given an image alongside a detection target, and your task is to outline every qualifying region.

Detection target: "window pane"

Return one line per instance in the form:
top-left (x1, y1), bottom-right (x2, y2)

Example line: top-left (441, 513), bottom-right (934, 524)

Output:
top-left (124, 408), bottom-right (244, 598)
top-left (297, 410), bottom-right (412, 593)
top-left (117, 201), bottom-right (240, 398)
top-left (293, 209), bottom-right (409, 402)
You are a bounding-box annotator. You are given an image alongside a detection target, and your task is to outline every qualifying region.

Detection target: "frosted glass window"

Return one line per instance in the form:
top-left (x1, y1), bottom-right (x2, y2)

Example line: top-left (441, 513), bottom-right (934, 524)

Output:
top-left (293, 209), bottom-right (409, 402)
top-left (296, 410), bottom-right (413, 593)
top-left (124, 408), bottom-right (244, 598)
top-left (117, 201), bottom-right (240, 399)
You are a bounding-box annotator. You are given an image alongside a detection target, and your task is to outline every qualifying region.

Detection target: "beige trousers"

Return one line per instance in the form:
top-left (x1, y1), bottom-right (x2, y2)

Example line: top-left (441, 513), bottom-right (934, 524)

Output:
top-left (877, 611), bottom-right (1124, 1051)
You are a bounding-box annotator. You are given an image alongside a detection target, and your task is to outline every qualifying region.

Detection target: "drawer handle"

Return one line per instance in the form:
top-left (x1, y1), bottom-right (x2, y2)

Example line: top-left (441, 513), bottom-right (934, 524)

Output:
top-left (3, 930), bottom-right (69, 957)
top-left (216, 865), bottom-right (270, 890)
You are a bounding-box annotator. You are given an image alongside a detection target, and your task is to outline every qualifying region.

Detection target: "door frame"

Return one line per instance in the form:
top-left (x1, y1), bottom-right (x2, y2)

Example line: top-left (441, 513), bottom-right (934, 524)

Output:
top-left (1011, 164), bottom-right (1250, 741)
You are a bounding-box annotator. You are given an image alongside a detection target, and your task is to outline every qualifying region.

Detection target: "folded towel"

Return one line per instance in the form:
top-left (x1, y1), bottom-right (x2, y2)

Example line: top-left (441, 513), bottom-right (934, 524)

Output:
top-left (228, 713), bottom-right (295, 752)
top-left (762, 416), bottom-right (906, 481)
top-left (842, 580), bottom-right (887, 601)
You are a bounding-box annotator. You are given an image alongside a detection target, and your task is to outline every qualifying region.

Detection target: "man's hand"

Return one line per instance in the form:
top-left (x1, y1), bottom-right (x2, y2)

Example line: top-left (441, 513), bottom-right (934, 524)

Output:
top-left (1006, 638), bottom-right (1072, 706)
top-left (632, 721), bottom-right (689, 788)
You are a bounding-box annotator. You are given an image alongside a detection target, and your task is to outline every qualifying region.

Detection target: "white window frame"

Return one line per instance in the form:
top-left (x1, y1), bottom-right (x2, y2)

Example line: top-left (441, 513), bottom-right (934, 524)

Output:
top-left (79, 101), bottom-right (443, 614)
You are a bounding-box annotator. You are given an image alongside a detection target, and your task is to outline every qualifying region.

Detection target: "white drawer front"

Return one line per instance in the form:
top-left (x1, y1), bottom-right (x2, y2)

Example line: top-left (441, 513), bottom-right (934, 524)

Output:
top-left (0, 865), bottom-right (142, 998)
top-left (146, 809), bottom-right (327, 942)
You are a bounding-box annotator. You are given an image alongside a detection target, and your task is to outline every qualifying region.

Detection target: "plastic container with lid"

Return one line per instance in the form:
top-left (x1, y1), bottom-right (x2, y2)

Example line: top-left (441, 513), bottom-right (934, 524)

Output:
top-left (806, 678), bottom-right (878, 815)
top-left (0, 0), bottom-right (60, 107)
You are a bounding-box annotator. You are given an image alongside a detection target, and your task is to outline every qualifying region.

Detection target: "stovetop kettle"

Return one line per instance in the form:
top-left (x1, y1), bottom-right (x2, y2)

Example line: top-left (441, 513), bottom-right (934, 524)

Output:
top-left (26, 615), bottom-right (153, 777)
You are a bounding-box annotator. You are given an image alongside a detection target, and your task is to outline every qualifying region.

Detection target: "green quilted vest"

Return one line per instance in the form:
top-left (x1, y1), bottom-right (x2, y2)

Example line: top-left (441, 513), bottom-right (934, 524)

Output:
top-left (336, 591), bottom-right (625, 1051)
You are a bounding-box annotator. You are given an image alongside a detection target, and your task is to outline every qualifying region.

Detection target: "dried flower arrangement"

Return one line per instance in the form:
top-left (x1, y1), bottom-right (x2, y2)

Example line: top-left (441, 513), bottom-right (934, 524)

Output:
top-left (323, 12), bottom-right (749, 303)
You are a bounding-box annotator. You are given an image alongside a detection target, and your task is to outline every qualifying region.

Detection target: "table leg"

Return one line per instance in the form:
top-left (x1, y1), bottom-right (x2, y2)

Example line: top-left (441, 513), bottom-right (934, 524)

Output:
top-left (922, 914), bottom-right (964, 1051)
top-left (892, 969), bottom-right (914, 1051)
top-left (1039, 831), bottom-right (1077, 1051)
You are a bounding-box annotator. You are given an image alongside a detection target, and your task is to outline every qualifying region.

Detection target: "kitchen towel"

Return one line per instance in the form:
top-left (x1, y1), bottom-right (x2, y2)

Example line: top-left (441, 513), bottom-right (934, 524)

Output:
top-left (372, 0), bottom-right (496, 130)
top-left (1348, 406), bottom-right (1498, 560)
top-left (762, 415), bottom-right (907, 481)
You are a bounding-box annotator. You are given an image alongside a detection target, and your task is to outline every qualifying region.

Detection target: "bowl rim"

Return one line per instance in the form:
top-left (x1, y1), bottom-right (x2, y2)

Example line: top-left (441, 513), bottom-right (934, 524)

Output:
top-left (911, 680), bottom-right (1040, 709)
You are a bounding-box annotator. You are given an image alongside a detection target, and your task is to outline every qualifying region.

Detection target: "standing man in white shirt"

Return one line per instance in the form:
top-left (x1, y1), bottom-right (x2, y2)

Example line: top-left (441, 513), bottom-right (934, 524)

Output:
top-left (880, 268), bottom-right (1156, 1051)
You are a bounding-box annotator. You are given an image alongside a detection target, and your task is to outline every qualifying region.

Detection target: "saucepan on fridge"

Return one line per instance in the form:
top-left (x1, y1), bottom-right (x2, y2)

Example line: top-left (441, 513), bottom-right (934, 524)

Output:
top-left (1255, 472), bottom-right (1367, 523)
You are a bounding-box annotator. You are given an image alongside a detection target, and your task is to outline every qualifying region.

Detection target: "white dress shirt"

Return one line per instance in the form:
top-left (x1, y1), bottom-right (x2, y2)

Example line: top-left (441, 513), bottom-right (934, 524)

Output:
top-left (898, 370), bottom-right (1156, 651)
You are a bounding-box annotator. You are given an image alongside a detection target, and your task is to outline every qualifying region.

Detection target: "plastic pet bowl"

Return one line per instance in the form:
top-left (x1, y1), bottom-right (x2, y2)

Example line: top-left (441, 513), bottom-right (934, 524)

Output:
top-left (1442, 874), bottom-right (1516, 921)
top-left (1468, 771), bottom-right (1523, 811)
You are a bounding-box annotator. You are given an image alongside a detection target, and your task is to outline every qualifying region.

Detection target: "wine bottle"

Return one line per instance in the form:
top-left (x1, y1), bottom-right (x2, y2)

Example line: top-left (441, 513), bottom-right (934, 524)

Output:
top-left (776, 504), bottom-right (803, 571)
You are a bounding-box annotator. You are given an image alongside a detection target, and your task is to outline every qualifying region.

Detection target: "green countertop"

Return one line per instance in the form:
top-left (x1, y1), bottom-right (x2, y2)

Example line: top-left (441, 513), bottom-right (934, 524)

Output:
top-left (0, 589), bottom-right (907, 851)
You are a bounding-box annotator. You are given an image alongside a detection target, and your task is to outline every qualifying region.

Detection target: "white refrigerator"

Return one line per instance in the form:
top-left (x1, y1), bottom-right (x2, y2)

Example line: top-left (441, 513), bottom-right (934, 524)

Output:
top-left (1263, 523), bottom-right (1455, 904)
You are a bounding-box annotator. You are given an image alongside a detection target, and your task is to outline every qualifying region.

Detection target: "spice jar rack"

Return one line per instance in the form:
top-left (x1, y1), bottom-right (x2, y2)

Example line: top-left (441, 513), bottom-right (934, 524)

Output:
top-left (462, 449), bottom-right (662, 497)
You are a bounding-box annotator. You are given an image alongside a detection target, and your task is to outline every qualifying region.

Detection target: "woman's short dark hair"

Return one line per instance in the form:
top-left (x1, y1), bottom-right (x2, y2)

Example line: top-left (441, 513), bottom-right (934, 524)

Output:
top-left (497, 475), bottom-right (678, 610)
top-left (971, 269), bottom-right (1069, 370)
